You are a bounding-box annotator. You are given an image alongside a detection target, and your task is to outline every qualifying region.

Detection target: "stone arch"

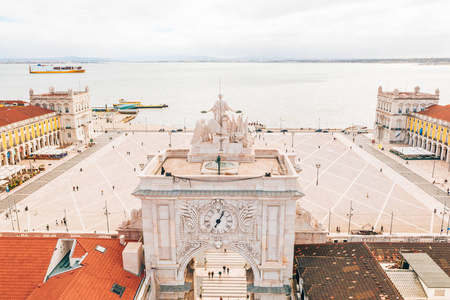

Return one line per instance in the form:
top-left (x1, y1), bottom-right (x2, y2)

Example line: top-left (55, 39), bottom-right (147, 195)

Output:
top-left (7, 150), bottom-right (13, 164)
top-left (177, 244), bottom-right (261, 283)
top-left (442, 146), bottom-right (448, 161)
top-left (1, 153), bottom-right (6, 166)
top-left (19, 146), bottom-right (24, 159)
top-left (436, 144), bottom-right (442, 157)
top-left (13, 147), bottom-right (20, 162)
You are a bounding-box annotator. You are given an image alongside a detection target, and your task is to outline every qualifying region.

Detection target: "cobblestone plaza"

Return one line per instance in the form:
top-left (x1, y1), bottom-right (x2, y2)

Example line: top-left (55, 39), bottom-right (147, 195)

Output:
top-left (0, 131), bottom-right (447, 235)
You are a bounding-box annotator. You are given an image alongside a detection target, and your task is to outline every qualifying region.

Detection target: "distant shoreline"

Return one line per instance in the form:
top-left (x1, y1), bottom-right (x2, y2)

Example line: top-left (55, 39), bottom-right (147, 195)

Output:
top-left (3, 58), bottom-right (450, 64)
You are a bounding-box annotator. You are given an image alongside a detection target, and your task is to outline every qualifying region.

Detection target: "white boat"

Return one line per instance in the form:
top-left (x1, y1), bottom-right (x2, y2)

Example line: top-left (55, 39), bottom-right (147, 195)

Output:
top-left (29, 64), bottom-right (85, 74)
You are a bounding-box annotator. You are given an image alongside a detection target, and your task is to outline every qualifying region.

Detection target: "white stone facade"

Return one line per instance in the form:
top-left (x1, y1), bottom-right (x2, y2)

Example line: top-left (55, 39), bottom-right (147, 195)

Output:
top-left (29, 86), bottom-right (93, 144)
top-left (374, 86), bottom-right (439, 143)
top-left (134, 146), bottom-right (303, 299)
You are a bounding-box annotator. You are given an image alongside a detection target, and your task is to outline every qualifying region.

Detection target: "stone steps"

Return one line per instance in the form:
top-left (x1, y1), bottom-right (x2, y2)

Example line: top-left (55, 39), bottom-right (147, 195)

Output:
top-left (205, 252), bottom-right (247, 268)
top-left (200, 251), bottom-right (247, 300)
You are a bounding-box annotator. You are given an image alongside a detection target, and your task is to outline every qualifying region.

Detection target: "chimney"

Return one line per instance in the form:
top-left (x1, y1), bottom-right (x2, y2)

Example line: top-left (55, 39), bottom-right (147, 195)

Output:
top-left (122, 242), bottom-right (143, 275)
top-left (119, 235), bottom-right (126, 245)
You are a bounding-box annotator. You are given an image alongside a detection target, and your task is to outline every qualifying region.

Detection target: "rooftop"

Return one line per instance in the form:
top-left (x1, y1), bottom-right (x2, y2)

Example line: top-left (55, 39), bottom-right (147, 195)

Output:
top-left (138, 148), bottom-right (301, 195)
top-left (160, 157), bottom-right (285, 176)
top-left (401, 252), bottom-right (450, 288)
top-left (0, 237), bottom-right (58, 299)
top-left (416, 104), bottom-right (450, 122)
top-left (0, 105), bottom-right (56, 127)
top-left (28, 237), bottom-right (143, 300)
top-left (294, 243), bottom-right (403, 299)
top-left (0, 236), bottom-right (143, 300)
top-left (378, 86), bottom-right (439, 100)
top-left (366, 242), bottom-right (450, 276)
top-left (0, 100), bottom-right (28, 106)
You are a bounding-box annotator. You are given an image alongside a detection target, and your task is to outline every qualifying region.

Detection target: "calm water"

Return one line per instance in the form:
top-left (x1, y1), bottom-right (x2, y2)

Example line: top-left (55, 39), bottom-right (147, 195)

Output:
top-left (1, 62), bottom-right (449, 129)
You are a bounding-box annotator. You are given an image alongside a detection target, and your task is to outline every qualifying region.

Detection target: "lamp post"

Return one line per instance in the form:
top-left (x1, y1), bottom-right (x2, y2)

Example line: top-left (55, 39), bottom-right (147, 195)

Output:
top-left (347, 201), bottom-right (354, 235)
top-left (6, 186), bottom-right (14, 231)
top-left (291, 132), bottom-right (295, 148)
top-left (441, 201), bottom-right (447, 235)
top-left (168, 131), bottom-right (172, 148)
top-left (315, 163), bottom-right (321, 185)
top-left (432, 159), bottom-right (436, 178)
top-left (104, 199), bottom-right (110, 233)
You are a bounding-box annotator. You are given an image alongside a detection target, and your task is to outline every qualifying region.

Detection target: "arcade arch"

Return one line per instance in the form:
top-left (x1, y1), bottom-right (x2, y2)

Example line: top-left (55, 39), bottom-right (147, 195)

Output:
top-left (177, 244), bottom-right (260, 284)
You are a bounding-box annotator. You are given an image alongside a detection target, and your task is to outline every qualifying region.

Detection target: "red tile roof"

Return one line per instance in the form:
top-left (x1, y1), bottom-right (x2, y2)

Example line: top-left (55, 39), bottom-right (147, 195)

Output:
top-left (72, 240), bottom-right (87, 258)
top-left (0, 237), bottom-right (58, 299)
top-left (0, 105), bottom-right (55, 127)
top-left (416, 104), bottom-right (450, 123)
top-left (27, 238), bottom-right (143, 300)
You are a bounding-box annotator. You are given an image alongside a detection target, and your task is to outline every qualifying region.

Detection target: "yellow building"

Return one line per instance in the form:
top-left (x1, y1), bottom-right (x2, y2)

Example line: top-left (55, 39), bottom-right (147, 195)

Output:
top-left (406, 104), bottom-right (450, 161)
top-left (0, 105), bottom-right (60, 165)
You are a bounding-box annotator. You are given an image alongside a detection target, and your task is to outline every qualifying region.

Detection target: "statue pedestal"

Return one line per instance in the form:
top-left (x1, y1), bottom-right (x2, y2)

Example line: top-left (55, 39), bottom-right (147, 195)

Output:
top-left (187, 138), bottom-right (254, 163)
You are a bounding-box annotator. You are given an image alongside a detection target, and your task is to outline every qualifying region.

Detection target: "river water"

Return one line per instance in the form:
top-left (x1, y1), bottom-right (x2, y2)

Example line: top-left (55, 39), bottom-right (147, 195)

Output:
top-left (1, 62), bottom-right (449, 129)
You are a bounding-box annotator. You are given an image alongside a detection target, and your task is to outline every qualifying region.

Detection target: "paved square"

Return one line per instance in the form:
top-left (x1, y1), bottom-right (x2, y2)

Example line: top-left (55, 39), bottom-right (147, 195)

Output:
top-left (0, 132), bottom-right (446, 234)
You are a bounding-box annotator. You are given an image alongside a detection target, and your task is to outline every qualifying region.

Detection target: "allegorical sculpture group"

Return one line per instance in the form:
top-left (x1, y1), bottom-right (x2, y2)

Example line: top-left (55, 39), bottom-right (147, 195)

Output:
top-left (190, 94), bottom-right (254, 148)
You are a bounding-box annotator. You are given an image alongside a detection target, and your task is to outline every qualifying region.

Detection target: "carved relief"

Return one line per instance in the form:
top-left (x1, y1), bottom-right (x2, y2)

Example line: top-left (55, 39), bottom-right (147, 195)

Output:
top-left (177, 199), bottom-right (261, 262)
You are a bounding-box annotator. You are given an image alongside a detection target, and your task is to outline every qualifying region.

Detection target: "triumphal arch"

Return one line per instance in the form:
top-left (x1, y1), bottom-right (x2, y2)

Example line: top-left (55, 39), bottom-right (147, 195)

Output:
top-left (133, 94), bottom-right (307, 299)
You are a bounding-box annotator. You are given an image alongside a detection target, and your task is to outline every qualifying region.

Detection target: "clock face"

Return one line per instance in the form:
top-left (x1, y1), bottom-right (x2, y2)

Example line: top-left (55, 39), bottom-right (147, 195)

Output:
top-left (203, 209), bottom-right (234, 234)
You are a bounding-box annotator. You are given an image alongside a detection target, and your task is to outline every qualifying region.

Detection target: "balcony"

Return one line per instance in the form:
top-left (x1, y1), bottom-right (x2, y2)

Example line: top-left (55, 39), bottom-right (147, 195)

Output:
top-left (66, 126), bottom-right (72, 129)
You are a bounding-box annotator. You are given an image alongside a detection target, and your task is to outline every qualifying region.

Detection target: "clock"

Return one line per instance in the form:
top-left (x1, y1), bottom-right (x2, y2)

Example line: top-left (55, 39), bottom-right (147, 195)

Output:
top-left (203, 209), bottom-right (234, 233)
top-left (199, 199), bottom-right (236, 234)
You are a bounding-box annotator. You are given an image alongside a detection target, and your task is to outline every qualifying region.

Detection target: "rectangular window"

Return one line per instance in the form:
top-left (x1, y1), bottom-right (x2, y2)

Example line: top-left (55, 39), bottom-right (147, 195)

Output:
top-left (413, 107), bottom-right (417, 113)
top-left (398, 107), bottom-right (402, 113)
top-left (65, 107), bottom-right (69, 113)
top-left (406, 107), bottom-right (409, 113)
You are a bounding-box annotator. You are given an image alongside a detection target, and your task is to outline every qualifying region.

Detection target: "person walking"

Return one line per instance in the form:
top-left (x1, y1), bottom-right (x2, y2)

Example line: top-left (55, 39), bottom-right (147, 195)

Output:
top-left (227, 268), bottom-right (229, 274)
top-left (73, 186), bottom-right (75, 191)
top-left (218, 271), bottom-right (222, 278)
top-left (76, 186), bottom-right (79, 191)
top-left (46, 224), bottom-right (49, 231)
top-left (211, 271), bottom-right (214, 278)
top-left (366, 192), bottom-right (369, 198)
top-left (101, 190), bottom-right (103, 195)
top-left (208, 271), bottom-right (211, 279)
top-left (223, 266), bottom-right (226, 273)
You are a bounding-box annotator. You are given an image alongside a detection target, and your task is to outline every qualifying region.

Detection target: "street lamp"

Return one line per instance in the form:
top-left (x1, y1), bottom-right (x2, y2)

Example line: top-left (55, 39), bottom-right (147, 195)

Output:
top-left (291, 132), bottom-right (295, 148)
top-left (168, 131), bottom-right (172, 148)
top-left (315, 163), bottom-right (321, 185)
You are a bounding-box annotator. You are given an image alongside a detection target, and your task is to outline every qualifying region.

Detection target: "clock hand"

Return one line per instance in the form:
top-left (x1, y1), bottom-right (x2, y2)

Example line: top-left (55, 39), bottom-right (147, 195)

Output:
top-left (214, 211), bottom-right (224, 228)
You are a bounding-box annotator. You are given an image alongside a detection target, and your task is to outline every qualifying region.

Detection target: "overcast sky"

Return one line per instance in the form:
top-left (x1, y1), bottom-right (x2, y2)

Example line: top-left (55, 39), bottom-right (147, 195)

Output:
top-left (0, 0), bottom-right (448, 59)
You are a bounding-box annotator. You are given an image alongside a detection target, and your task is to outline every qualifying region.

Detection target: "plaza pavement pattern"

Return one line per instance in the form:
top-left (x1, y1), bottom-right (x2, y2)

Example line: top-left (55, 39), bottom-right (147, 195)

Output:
top-left (0, 132), bottom-right (447, 235)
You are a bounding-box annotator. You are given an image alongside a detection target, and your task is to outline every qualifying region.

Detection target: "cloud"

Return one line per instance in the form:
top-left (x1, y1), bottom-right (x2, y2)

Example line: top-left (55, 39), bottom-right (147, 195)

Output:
top-left (0, 0), bottom-right (449, 59)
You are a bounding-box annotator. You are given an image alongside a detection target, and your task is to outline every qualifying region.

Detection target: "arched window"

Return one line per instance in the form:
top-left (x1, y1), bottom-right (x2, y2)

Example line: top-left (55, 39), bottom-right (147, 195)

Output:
top-left (42, 104), bottom-right (47, 109)
top-left (57, 105), bottom-right (61, 112)
top-left (65, 105), bottom-right (69, 113)
top-left (35, 103), bottom-right (40, 107)
top-left (51, 104), bottom-right (55, 110)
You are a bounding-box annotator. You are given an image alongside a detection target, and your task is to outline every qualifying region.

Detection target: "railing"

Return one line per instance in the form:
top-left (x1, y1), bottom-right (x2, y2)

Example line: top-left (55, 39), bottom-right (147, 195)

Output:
top-left (65, 126), bottom-right (72, 129)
